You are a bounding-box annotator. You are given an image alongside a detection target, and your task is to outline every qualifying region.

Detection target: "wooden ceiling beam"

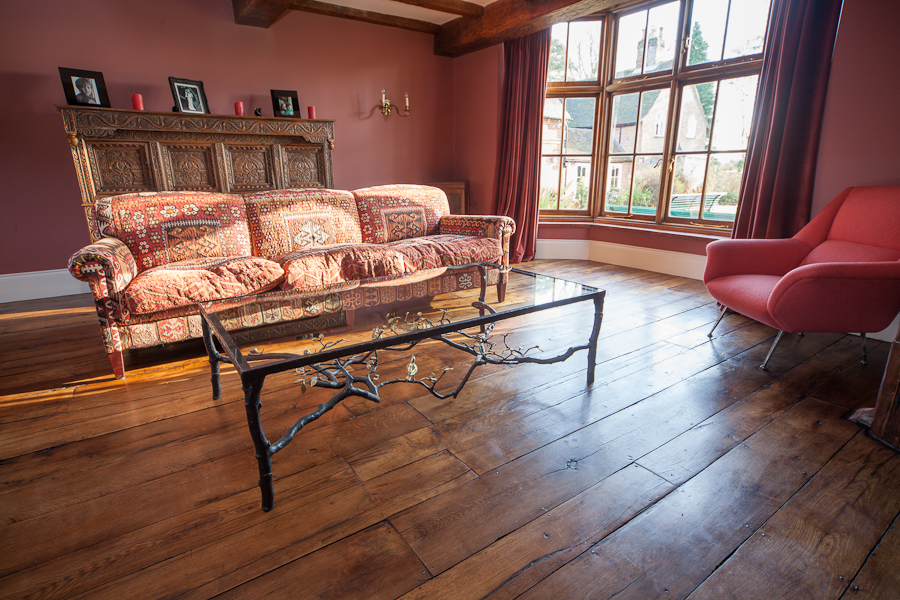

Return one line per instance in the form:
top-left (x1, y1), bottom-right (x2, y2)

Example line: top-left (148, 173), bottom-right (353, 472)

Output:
top-left (291, 0), bottom-right (441, 34)
top-left (232, 0), bottom-right (296, 27)
top-left (435, 0), bottom-right (620, 57)
top-left (389, 0), bottom-right (484, 18)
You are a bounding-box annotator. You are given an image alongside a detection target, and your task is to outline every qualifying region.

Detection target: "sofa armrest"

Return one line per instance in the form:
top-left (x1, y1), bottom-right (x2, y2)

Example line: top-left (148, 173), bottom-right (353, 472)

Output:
top-left (769, 261), bottom-right (900, 333)
top-left (67, 238), bottom-right (138, 322)
top-left (704, 238), bottom-right (811, 284)
top-left (439, 215), bottom-right (517, 266)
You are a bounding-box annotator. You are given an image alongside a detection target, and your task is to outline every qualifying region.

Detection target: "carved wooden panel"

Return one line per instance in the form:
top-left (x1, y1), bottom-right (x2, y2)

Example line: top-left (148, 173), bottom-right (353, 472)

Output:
top-left (283, 146), bottom-right (325, 188)
top-left (161, 144), bottom-right (217, 191)
top-left (88, 142), bottom-right (154, 194)
top-left (227, 145), bottom-right (275, 192)
top-left (57, 106), bottom-right (336, 239)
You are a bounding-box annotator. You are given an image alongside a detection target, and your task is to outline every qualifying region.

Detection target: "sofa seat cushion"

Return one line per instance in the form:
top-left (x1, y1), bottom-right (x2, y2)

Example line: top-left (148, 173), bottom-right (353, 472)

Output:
top-left (705, 274), bottom-right (782, 329)
top-left (279, 244), bottom-right (409, 291)
top-left (387, 235), bottom-right (503, 270)
top-left (125, 256), bottom-right (284, 315)
top-left (92, 192), bottom-right (252, 272)
top-left (244, 189), bottom-right (363, 258)
top-left (353, 185), bottom-right (450, 244)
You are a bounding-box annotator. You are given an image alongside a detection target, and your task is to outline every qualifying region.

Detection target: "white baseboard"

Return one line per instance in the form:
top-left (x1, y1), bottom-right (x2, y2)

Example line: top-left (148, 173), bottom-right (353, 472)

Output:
top-left (0, 269), bottom-right (90, 303)
top-left (536, 239), bottom-right (707, 280)
top-left (535, 238), bottom-right (899, 342)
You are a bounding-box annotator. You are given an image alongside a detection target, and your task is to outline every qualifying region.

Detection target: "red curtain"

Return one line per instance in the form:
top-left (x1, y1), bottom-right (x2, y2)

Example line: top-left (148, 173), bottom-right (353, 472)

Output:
top-left (492, 29), bottom-right (551, 263)
top-left (733, 0), bottom-right (843, 240)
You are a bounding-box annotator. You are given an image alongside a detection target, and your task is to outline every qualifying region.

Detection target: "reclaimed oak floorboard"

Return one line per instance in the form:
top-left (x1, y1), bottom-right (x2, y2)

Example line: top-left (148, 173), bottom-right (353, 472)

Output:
top-left (0, 259), bottom-right (898, 599)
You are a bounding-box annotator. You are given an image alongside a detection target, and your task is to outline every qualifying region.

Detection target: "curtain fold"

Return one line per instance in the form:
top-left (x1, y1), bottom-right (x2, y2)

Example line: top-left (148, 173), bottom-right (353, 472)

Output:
top-left (492, 28), bottom-right (552, 263)
top-left (733, 0), bottom-right (844, 240)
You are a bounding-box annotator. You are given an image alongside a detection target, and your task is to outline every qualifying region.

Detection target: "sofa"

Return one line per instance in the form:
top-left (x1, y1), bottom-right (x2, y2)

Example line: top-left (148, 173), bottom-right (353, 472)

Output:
top-left (68, 184), bottom-right (516, 379)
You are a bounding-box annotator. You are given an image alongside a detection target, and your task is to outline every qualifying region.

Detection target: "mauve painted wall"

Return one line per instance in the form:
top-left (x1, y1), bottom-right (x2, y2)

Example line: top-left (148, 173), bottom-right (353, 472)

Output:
top-left (453, 46), bottom-right (503, 215)
top-left (0, 0), bottom-right (463, 276)
top-left (811, 0), bottom-right (900, 215)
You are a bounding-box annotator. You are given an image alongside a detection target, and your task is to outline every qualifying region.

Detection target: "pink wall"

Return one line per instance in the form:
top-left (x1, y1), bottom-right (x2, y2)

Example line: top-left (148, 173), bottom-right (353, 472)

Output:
top-left (452, 46), bottom-right (504, 215)
top-left (0, 0), bottom-right (462, 275)
top-left (811, 0), bottom-right (900, 215)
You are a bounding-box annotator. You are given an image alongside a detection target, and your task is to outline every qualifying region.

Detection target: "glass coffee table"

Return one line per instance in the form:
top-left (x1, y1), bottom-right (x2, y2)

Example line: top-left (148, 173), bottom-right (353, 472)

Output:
top-left (199, 263), bottom-right (605, 511)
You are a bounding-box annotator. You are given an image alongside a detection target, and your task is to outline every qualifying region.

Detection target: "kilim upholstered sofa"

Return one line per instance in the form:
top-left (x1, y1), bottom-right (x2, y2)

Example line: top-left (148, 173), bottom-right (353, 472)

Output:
top-left (68, 184), bottom-right (515, 378)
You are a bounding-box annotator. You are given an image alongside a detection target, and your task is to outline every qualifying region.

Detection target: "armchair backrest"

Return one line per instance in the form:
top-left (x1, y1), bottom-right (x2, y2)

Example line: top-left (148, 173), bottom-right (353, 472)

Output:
top-left (795, 187), bottom-right (900, 266)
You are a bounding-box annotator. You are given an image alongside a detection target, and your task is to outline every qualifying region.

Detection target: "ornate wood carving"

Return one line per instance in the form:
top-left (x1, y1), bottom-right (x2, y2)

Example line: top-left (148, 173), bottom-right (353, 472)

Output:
top-left (228, 146), bottom-right (276, 192)
top-left (88, 142), bottom-right (155, 194)
top-left (162, 144), bottom-right (217, 190)
top-left (58, 105), bottom-right (335, 239)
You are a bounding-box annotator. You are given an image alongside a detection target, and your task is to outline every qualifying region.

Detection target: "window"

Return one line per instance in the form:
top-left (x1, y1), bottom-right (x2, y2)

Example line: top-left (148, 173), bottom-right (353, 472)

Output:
top-left (540, 0), bottom-right (772, 230)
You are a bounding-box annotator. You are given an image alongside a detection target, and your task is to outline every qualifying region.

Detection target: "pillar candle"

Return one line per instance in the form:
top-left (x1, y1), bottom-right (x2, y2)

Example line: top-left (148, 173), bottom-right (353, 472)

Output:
top-left (307, 106), bottom-right (316, 120)
top-left (131, 94), bottom-right (144, 110)
top-left (234, 101), bottom-right (244, 116)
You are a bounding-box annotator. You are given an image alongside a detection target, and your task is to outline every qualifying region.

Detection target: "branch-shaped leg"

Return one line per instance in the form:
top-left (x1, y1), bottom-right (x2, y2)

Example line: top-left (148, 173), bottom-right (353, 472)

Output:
top-left (242, 377), bottom-right (274, 511)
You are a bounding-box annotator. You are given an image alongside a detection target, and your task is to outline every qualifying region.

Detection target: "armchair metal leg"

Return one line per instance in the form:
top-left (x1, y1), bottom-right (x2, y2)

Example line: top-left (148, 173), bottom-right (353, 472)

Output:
top-left (760, 330), bottom-right (785, 370)
top-left (709, 306), bottom-right (729, 338)
top-left (861, 333), bottom-right (868, 365)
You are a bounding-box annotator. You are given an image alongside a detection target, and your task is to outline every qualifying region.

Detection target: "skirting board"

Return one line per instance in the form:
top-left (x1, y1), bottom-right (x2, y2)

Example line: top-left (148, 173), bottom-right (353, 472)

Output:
top-left (535, 239), bottom-right (708, 280)
top-left (0, 269), bottom-right (89, 304)
top-left (534, 238), bottom-right (899, 342)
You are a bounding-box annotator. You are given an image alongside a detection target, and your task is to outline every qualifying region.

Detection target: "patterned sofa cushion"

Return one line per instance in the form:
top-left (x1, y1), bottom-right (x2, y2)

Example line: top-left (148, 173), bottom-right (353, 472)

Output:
top-left (125, 256), bottom-right (284, 315)
top-left (93, 192), bottom-right (252, 272)
top-left (279, 244), bottom-right (409, 292)
top-left (352, 185), bottom-right (450, 244)
top-left (387, 235), bottom-right (503, 270)
top-left (244, 189), bottom-right (363, 258)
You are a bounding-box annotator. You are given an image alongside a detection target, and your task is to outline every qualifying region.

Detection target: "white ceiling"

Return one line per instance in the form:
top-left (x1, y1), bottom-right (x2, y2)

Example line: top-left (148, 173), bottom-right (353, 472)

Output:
top-left (323, 0), bottom-right (500, 26)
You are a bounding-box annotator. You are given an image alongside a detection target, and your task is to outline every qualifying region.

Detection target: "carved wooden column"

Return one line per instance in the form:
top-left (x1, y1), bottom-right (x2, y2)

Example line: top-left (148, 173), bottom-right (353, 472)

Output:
top-left (871, 329), bottom-right (900, 448)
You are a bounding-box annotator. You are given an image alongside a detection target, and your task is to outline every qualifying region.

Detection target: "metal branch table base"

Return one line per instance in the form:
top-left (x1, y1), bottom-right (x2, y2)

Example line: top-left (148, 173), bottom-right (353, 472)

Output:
top-left (200, 264), bottom-right (605, 511)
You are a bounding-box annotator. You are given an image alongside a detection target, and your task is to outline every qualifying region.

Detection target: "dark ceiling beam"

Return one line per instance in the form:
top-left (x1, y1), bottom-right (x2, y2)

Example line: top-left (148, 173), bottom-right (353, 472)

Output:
top-left (232, 0), bottom-right (296, 27)
top-left (389, 0), bottom-right (484, 18)
top-left (291, 0), bottom-right (441, 34)
top-left (435, 0), bottom-right (621, 57)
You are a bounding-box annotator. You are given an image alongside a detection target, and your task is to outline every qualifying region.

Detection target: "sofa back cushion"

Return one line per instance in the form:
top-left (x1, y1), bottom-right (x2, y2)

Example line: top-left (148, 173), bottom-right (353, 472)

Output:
top-left (92, 192), bottom-right (252, 272)
top-left (243, 189), bottom-right (362, 258)
top-left (352, 185), bottom-right (450, 244)
top-left (827, 186), bottom-right (900, 251)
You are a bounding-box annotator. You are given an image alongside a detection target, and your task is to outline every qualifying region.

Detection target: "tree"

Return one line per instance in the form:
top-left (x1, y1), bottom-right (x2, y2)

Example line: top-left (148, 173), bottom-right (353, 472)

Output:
top-left (549, 38), bottom-right (566, 82)
top-left (689, 22), bottom-right (716, 122)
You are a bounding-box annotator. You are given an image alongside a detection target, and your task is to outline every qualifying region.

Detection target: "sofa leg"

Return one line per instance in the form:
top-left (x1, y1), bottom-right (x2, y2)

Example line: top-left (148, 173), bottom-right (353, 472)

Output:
top-left (108, 350), bottom-right (126, 379)
top-left (861, 333), bottom-right (868, 365)
top-left (760, 330), bottom-right (785, 370)
top-left (708, 306), bottom-right (728, 338)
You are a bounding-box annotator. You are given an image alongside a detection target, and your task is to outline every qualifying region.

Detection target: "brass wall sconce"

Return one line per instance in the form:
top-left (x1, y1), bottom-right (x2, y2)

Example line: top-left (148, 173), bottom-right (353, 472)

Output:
top-left (381, 89), bottom-right (410, 117)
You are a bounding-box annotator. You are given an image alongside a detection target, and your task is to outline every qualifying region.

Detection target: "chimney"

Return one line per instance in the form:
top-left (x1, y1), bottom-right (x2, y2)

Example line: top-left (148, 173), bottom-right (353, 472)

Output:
top-left (646, 26), bottom-right (658, 68)
top-left (636, 29), bottom-right (645, 70)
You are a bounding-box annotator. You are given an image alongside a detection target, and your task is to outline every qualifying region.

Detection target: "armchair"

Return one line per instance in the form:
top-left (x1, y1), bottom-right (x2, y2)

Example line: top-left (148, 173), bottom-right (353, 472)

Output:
top-left (704, 187), bottom-right (900, 369)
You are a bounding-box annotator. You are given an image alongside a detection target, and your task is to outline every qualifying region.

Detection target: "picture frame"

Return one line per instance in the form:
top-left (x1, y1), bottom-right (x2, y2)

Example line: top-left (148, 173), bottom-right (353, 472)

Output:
top-left (58, 67), bottom-right (110, 108)
top-left (169, 77), bottom-right (209, 114)
top-left (271, 90), bottom-right (300, 118)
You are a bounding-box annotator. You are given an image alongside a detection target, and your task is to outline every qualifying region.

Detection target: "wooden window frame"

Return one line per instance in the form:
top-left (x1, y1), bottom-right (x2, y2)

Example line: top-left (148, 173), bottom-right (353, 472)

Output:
top-left (540, 0), bottom-right (769, 236)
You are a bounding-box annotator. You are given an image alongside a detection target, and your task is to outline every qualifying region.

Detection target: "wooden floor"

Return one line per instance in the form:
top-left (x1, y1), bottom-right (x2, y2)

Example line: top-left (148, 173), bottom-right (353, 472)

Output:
top-left (2, 259), bottom-right (900, 600)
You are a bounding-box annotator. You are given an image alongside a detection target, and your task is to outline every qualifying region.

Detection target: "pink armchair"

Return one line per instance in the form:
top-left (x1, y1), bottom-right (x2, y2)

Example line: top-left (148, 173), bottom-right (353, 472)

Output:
top-left (704, 187), bottom-right (900, 368)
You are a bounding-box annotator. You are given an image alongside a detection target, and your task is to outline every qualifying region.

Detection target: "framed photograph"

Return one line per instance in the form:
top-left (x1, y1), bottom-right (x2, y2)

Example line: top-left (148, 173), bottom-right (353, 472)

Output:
top-left (58, 67), bottom-right (110, 108)
top-left (169, 77), bottom-right (209, 114)
top-left (271, 90), bottom-right (300, 118)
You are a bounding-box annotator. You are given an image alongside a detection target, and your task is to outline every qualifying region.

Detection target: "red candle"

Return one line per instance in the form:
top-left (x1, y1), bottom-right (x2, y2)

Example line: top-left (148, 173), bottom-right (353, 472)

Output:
top-left (234, 101), bottom-right (244, 116)
top-left (131, 94), bottom-right (144, 110)
top-left (307, 106), bottom-right (316, 120)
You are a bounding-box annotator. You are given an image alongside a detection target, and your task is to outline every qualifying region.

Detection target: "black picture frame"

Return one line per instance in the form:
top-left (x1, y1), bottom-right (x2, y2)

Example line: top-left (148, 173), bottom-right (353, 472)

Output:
top-left (271, 90), bottom-right (300, 118)
top-left (169, 77), bottom-right (209, 114)
top-left (59, 67), bottom-right (111, 108)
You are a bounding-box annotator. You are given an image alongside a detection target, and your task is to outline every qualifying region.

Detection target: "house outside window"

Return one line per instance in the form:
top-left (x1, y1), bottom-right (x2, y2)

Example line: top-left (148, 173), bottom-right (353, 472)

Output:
top-left (540, 0), bottom-right (772, 231)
